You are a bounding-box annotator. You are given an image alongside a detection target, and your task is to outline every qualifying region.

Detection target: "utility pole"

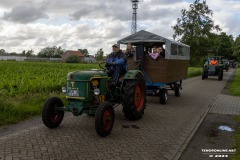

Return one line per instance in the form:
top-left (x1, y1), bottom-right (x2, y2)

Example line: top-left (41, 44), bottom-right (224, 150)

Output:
top-left (131, 0), bottom-right (139, 34)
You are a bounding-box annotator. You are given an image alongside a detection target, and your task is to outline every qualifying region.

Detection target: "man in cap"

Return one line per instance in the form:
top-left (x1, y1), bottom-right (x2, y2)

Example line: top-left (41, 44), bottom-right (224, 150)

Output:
top-left (105, 44), bottom-right (127, 86)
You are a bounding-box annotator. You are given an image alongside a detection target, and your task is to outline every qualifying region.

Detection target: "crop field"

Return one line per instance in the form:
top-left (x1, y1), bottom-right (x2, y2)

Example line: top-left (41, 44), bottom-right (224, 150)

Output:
top-left (0, 61), bottom-right (99, 98)
top-left (0, 61), bottom-right (202, 98)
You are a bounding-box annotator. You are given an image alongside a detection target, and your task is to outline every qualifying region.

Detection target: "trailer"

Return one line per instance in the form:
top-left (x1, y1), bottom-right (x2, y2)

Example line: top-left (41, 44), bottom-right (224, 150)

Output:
top-left (118, 30), bottom-right (190, 104)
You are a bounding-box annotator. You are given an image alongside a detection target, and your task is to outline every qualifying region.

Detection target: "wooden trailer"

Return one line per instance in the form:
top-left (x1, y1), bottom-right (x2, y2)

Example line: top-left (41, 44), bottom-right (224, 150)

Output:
top-left (118, 30), bottom-right (190, 104)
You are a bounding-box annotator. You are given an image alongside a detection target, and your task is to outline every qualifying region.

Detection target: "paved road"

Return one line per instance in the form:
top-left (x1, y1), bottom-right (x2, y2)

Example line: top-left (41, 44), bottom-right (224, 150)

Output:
top-left (0, 69), bottom-right (234, 160)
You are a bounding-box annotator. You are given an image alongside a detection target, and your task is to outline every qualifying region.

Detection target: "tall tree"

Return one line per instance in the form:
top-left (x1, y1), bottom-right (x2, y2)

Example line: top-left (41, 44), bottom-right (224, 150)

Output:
top-left (78, 49), bottom-right (89, 56)
top-left (233, 35), bottom-right (240, 61)
top-left (26, 50), bottom-right (34, 57)
top-left (0, 49), bottom-right (6, 54)
top-left (172, 0), bottom-right (221, 64)
top-left (211, 32), bottom-right (234, 58)
top-left (96, 48), bottom-right (104, 61)
top-left (21, 50), bottom-right (26, 56)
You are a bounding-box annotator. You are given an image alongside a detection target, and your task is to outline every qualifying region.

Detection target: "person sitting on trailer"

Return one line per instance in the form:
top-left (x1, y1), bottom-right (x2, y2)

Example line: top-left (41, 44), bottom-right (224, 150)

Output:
top-left (157, 46), bottom-right (165, 58)
top-left (210, 58), bottom-right (219, 65)
top-left (124, 43), bottom-right (135, 57)
top-left (149, 46), bottom-right (159, 60)
top-left (105, 44), bottom-right (127, 86)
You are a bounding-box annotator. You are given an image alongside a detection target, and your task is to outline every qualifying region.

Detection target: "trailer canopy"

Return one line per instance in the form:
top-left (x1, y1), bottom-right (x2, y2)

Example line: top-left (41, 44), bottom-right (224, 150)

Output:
top-left (117, 30), bottom-right (190, 60)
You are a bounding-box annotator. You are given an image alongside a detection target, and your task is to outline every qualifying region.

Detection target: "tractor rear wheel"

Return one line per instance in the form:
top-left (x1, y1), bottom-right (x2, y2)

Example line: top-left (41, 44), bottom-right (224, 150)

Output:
top-left (159, 89), bottom-right (168, 104)
top-left (42, 97), bottom-right (64, 128)
top-left (95, 102), bottom-right (114, 137)
top-left (122, 73), bottom-right (146, 120)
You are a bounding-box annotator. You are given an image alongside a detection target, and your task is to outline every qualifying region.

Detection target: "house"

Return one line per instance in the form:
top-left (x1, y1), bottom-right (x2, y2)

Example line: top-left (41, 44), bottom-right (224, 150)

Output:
top-left (61, 50), bottom-right (85, 61)
top-left (83, 55), bottom-right (97, 63)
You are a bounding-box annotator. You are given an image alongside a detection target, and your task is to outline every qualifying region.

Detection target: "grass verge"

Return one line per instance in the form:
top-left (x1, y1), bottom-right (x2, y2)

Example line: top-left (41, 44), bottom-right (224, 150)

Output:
top-left (230, 68), bottom-right (240, 96)
top-left (231, 68), bottom-right (240, 159)
top-left (0, 93), bottom-right (65, 127)
top-left (188, 67), bottom-right (202, 78)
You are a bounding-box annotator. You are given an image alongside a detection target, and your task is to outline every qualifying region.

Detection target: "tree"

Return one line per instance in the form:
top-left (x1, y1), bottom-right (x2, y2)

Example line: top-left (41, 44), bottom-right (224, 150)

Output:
top-left (96, 48), bottom-right (104, 61)
top-left (26, 50), bottom-right (34, 57)
top-left (78, 49), bottom-right (89, 56)
top-left (0, 49), bottom-right (6, 54)
top-left (233, 35), bottom-right (240, 61)
top-left (210, 32), bottom-right (234, 58)
top-left (172, 0), bottom-right (221, 64)
top-left (21, 50), bottom-right (26, 56)
top-left (38, 46), bottom-right (65, 58)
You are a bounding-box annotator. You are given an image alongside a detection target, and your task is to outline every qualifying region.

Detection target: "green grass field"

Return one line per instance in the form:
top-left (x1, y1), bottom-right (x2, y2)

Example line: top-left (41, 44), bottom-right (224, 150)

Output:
top-left (0, 61), bottom-right (201, 126)
top-left (0, 61), bottom-right (99, 97)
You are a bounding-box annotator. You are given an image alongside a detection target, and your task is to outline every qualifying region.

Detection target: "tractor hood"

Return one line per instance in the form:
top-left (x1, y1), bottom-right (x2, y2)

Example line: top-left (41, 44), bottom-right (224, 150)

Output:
top-left (67, 69), bottom-right (108, 81)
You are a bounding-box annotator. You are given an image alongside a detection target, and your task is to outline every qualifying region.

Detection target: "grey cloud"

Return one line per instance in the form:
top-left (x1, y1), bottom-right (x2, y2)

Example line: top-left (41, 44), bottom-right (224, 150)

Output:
top-left (35, 37), bottom-right (48, 46)
top-left (68, 0), bottom-right (179, 22)
top-left (150, 0), bottom-right (180, 5)
top-left (69, 2), bottom-right (130, 21)
top-left (3, 5), bottom-right (48, 23)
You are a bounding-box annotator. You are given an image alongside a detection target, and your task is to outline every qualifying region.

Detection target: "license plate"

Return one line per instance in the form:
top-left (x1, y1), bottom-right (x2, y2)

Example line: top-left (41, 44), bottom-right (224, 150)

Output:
top-left (68, 90), bottom-right (79, 97)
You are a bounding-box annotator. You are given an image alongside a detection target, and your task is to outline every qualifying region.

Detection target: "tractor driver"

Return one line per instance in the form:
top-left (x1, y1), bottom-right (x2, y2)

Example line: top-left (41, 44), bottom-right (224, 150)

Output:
top-left (105, 44), bottom-right (127, 86)
top-left (210, 58), bottom-right (219, 66)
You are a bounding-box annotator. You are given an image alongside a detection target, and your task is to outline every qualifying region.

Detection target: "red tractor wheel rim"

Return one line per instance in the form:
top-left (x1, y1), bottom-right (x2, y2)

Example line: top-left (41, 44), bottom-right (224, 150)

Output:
top-left (103, 110), bottom-right (112, 130)
top-left (134, 84), bottom-right (144, 111)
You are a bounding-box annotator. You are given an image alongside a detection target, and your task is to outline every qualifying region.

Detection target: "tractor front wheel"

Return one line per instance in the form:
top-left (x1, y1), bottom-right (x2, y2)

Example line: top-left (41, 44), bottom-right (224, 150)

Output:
top-left (95, 102), bottom-right (114, 137)
top-left (42, 97), bottom-right (64, 128)
top-left (202, 68), bottom-right (208, 80)
top-left (122, 74), bottom-right (146, 120)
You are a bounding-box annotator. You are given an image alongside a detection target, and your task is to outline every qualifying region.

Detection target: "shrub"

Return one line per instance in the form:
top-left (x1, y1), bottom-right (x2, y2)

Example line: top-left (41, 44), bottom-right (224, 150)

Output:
top-left (65, 55), bottom-right (80, 63)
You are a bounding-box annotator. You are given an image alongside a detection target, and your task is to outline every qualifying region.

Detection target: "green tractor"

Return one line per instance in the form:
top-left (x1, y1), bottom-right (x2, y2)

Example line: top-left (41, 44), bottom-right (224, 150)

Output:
top-left (42, 62), bottom-right (146, 137)
top-left (202, 56), bottom-right (224, 81)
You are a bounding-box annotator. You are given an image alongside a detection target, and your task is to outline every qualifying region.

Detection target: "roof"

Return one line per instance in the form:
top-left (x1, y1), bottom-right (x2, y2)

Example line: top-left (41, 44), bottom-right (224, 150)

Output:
top-left (117, 30), bottom-right (189, 47)
top-left (62, 50), bottom-right (85, 57)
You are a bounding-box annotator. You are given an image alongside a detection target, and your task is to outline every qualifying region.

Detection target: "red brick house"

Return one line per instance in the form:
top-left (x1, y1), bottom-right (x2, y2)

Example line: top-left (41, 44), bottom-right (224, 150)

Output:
top-left (61, 50), bottom-right (85, 61)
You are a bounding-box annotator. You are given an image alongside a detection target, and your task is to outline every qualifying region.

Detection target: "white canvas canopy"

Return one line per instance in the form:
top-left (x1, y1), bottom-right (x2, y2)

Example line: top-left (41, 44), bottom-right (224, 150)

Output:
top-left (117, 30), bottom-right (190, 60)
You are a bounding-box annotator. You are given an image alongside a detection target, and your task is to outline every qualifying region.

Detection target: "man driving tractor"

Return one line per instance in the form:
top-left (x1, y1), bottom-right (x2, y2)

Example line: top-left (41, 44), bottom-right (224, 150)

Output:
top-left (210, 58), bottom-right (219, 66)
top-left (105, 44), bottom-right (127, 86)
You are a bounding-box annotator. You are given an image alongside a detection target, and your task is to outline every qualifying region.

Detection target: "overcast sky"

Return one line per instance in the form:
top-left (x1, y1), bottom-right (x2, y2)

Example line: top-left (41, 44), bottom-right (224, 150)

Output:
top-left (0, 0), bottom-right (239, 55)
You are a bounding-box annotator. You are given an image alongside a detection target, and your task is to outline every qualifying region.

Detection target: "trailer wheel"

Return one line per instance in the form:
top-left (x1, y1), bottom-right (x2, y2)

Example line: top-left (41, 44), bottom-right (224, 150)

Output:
top-left (159, 89), bottom-right (168, 104)
top-left (218, 70), bottom-right (223, 81)
top-left (95, 102), bottom-right (114, 137)
top-left (175, 86), bottom-right (181, 97)
top-left (42, 97), bottom-right (64, 128)
top-left (122, 73), bottom-right (146, 120)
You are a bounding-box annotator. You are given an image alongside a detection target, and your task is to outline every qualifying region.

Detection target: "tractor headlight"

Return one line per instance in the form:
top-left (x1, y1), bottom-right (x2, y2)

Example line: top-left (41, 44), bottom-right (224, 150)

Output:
top-left (94, 88), bottom-right (100, 95)
top-left (62, 87), bottom-right (67, 93)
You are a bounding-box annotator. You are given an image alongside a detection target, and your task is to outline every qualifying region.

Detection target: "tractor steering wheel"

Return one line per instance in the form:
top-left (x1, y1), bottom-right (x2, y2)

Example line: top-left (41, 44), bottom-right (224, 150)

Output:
top-left (99, 62), bottom-right (106, 69)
